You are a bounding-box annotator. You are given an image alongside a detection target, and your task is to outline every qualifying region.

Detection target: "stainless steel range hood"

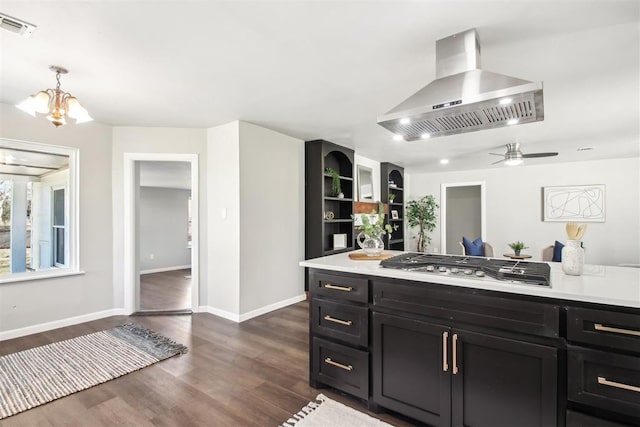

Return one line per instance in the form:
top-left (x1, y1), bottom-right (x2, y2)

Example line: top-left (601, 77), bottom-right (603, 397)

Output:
top-left (377, 28), bottom-right (544, 140)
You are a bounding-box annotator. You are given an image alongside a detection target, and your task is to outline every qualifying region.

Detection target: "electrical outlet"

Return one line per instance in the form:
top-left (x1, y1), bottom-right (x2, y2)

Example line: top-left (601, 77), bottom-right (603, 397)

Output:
top-left (149, 254), bottom-right (154, 260)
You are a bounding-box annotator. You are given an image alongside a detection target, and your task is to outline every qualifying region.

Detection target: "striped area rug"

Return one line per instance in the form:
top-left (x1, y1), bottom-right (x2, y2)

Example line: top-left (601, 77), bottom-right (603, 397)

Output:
top-left (0, 324), bottom-right (187, 419)
top-left (280, 394), bottom-right (394, 427)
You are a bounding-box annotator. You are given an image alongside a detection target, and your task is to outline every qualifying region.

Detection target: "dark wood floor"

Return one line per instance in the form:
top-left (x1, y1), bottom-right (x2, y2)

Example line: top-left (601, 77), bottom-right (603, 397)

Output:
top-left (0, 302), bottom-right (417, 426)
top-left (139, 269), bottom-right (191, 311)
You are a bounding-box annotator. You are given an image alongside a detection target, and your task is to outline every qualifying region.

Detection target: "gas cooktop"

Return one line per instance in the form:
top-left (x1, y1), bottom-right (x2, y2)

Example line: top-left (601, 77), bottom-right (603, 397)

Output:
top-left (380, 253), bottom-right (551, 286)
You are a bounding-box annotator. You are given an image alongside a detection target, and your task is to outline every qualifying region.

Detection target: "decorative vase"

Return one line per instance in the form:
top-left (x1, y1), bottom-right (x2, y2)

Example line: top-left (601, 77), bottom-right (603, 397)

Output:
top-left (337, 192), bottom-right (344, 199)
top-left (514, 249), bottom-right (521, 256)
top-left (357, 231), bottom-right (384, 256)
top-left (562, 240), bottom-right (584, 276)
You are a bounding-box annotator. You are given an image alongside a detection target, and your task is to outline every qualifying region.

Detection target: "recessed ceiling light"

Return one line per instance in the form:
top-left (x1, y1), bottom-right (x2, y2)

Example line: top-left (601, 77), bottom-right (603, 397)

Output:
top-left (499, 97), bottom-right (513, 105)
top-left (400, 118), bottom-right (411, 125)
top-left (577, 147), bottom-right (593, 151)
top-left (440, 159), bottom-right (449, 165)
top-left (507, 119), bottom-right (519, 125)
top-left (393, 134), bottom-right (404, 141)
top-left (420, 133), bottom-right (430, 139)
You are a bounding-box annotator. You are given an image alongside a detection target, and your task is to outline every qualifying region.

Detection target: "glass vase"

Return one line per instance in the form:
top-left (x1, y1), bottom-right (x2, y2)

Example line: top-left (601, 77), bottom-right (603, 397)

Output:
top-left (562, 240), bottom-right (584, 276)
top-left (357, 232), bottom-right (384, 256)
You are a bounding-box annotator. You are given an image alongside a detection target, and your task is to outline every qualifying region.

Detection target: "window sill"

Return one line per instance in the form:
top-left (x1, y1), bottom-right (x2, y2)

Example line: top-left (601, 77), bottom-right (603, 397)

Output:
top-left (0, 269), bottom-right (86, 284)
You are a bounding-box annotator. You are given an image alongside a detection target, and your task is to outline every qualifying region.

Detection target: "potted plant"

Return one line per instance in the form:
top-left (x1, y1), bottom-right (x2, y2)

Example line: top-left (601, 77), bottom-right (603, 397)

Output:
top-left (353, 202), bottom-right (397, 256)
top-left (388, 193), bottom-right (396, 203)
top-left (406, 195), bottom-right (439, 252)
top-left (508, 241), bottom-right (529, 256)
top-left (324, 167), bottom-right (343, 198)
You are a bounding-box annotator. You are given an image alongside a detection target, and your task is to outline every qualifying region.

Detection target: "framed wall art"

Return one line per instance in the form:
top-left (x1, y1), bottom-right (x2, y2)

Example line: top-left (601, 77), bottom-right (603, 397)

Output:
top-left (543, 184), bottom-right (605, 222)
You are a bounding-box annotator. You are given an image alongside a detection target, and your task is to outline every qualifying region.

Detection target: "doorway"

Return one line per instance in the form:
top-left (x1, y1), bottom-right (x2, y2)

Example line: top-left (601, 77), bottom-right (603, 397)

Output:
top-left (123, 153), bottom-right (199, 314)
top-left (440, 182), bottom-right (486, 255)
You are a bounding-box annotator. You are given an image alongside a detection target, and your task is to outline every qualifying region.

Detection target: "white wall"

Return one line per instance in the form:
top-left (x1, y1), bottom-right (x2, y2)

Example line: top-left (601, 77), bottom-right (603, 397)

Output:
top-left (138, 187), bottom-right (191, 272)
top-left (206, 122), bottom-right (241, 316)
top-left (0, 103), bottom-right (113, 334)
top-left (354, 154), bottom-right (381, 202)
top-left (238, 121), bottom-right (305, 315)
top-left (407, 157), bottom-right (640, 265)
top-left (111, 127), bottom-right (208, 309)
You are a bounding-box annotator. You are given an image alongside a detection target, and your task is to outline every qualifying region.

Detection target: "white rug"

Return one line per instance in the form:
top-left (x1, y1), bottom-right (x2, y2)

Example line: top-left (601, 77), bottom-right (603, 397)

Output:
top-left (280, 394), bottom-right (394, 427)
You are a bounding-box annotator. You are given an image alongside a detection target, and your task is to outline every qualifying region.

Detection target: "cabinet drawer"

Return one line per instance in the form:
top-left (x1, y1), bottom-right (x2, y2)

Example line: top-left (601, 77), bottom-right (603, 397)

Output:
top-left (312, 337), bottom-right (369, 399)
top-left (373, 280), bottom-right (560, 338)
top-left (309, 270), bottom-right (368, 303)
top-left (311, 298), bottom-right (368, 347)
top-left (568, 345), bottom-right (640, 419)
top-left (567, 307), bottom-right (640, 354)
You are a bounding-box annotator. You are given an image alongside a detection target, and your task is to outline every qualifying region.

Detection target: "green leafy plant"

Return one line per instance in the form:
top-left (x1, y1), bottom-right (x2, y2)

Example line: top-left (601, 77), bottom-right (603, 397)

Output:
top-left (388, 193), bottom-right (396, 203)
top-left (508, 241), bottom-right (529, 253)
top-left (354, 202), bottom-right (397, 238)
top-left (324, 167), bottom-right (342, 196)
top-left (406, 195), bottom-right (439, 252)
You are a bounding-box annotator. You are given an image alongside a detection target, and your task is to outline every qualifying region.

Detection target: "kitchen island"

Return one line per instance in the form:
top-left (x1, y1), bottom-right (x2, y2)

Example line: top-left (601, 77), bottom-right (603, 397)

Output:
top-left (300, 251), bottom-right (640, 427)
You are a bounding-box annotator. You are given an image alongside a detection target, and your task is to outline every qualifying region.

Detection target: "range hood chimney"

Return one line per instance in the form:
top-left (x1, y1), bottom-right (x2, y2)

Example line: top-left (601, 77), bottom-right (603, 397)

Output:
top-left (377, 28), bottom-right (544, 140)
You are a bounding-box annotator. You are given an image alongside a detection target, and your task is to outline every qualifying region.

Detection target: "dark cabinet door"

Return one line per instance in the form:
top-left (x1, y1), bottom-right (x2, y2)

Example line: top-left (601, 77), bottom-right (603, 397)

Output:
top-left (372, 312), bottom-right (451, 427)
top-left (451, 329), bottom-right (558, 427)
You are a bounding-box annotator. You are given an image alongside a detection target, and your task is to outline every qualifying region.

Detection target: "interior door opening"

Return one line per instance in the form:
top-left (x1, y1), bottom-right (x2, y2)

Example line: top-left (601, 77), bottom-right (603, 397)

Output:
top-left (441, 182), bottom-right (486, 255)
top-left (123, 154), bottom-right (199, 316)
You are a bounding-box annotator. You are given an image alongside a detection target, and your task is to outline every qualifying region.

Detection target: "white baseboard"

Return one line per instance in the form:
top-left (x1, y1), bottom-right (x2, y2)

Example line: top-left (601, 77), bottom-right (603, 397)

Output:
top-left (140, 265), bottom-right (191, 275)
top-left (199, 293), bottom-right (306, 323)
top-left (198, 305), bottom-right (240, 322)
top-left (0, 308), bottom-right (128, 342)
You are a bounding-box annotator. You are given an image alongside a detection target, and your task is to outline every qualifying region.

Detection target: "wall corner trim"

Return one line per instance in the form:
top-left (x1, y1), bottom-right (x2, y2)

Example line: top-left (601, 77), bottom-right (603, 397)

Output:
top-left (200, 293), bottom-right (306, 323)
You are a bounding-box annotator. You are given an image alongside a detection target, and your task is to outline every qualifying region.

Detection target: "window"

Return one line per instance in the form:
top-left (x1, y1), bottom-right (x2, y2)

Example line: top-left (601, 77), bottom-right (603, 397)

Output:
top-left (52, 187), bottom-right (66, 266)
top-left (0, 138), bottom-right (79, 282)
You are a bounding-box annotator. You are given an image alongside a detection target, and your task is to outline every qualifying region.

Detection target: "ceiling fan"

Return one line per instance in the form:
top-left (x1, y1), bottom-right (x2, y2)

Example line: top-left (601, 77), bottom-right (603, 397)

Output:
top-left (490, 143), bottom-right (558, 166)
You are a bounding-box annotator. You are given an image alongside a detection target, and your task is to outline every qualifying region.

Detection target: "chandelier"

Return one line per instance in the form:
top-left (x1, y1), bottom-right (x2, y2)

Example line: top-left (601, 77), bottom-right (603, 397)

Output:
top-left (16, 65), bottom-right (92, 127)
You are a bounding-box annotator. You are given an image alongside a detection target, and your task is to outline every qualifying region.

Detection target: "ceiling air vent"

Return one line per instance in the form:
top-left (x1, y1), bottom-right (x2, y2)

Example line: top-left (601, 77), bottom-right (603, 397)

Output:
top-left (0, 13), bottom-right (37, 38)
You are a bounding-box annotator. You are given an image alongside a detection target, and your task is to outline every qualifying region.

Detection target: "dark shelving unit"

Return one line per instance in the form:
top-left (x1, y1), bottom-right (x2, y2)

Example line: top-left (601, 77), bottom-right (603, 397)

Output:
top-left (381, 162), bottom-right (405, 250)
top-left (305, 140), bottom-right (355, 271)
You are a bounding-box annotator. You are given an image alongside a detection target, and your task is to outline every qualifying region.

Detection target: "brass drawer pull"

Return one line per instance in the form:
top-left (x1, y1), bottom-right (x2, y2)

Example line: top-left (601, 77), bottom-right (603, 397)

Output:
top-left (594, 323), bottom-right (640, 337)
top-left (442, 331), bottom-right (449, 372)
top-left (323, 315), bottom-right (353, 326)
top-left (598, 376), bottom-right (640, 393)
top-left (324, 357), bottom-right (353, 371)
top-left (452, 333), bottom-right (459, 375)
top-left (324, 284), bottom-right (353, 292)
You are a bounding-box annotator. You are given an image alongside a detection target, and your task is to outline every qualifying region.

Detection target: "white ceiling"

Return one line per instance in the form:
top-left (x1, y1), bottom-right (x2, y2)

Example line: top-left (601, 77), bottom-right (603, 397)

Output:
top-left (0, 1), bottom-right (638, 173)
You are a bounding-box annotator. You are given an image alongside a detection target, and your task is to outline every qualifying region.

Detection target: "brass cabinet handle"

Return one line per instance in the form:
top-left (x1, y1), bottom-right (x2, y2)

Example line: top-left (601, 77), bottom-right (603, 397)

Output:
top-left (452, 333), bottom-right (459, 375)
top-left (598, 376), bottom-right (640, 393)
top-left (594, 323), bottom-right (640, 337)
top-left (442, 331), bottom-right (449, 372)
top-left (324, 284), bottom-right (353, 292)
top-left (324, 357), bottom-right (353, 371)
top-left (323, 315), bottom-right (353, 326)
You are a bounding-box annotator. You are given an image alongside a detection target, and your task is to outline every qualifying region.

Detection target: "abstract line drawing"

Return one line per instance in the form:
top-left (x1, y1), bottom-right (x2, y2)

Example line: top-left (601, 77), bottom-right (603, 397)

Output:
top-left (543, 185), bottom-right (605, 222)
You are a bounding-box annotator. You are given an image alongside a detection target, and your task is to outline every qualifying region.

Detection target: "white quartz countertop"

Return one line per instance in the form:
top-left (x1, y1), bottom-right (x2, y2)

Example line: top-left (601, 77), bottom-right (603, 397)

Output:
top-left (300, 251), bottom-right (640, 309)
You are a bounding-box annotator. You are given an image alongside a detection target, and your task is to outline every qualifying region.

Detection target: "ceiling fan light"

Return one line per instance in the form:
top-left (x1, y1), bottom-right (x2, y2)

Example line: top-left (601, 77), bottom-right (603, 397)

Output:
top-left (505, 158), bottom-right (523, 166)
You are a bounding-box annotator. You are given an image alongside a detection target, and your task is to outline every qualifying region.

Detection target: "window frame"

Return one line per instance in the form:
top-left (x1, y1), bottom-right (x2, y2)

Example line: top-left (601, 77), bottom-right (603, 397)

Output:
top-left (0, 138), bottom-right (80, 283)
